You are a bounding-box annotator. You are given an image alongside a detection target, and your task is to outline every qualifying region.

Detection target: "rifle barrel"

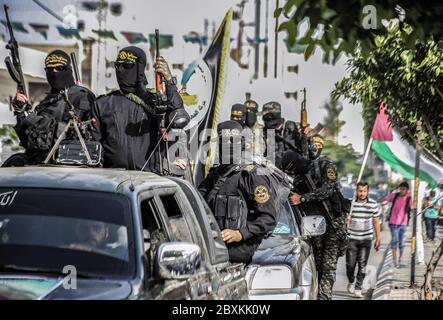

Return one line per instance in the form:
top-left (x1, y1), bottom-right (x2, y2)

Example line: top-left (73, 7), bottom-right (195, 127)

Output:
top-left (70, 53), bottom-right (81, 84)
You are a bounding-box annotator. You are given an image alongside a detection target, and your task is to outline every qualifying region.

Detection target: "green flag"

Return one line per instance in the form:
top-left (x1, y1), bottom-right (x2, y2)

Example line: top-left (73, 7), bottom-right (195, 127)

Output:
top-left (92, 29), bottom-right (118, 41)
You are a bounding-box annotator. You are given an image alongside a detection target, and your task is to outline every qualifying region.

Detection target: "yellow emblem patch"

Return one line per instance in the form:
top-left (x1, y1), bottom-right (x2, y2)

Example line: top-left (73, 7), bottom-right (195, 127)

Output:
top-left (254, 185), bottom-right (270, 204)
top-left (118, 51), bottom-right (138, 62)
top-left (243, 164), bottom-right (254, 172)
top-left (327, 167), bottom-right (336, 180)
top-left (45, 55), bottom-right (68, 65)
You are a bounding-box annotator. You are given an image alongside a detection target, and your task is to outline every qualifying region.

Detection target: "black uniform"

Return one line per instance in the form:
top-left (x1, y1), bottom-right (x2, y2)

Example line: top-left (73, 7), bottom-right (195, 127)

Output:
top-left (14, 85), bottom-right (96, 165)
top-left (9, 50), bottom-right (96, 166)
top-left (92, 46), bottom-right (186, 171)
top-left (199, 163), bottom-right (278, 264)
top-left (199, 120), bottom-right (279, 264)
top-left (290, 154), bottom-right (348, 300)
top-left (92, 85), bottom-right (183, 171)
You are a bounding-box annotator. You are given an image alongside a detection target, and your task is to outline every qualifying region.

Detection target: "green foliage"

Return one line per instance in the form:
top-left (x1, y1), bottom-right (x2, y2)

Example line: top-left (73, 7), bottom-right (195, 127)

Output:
top-left (322, 139), bottom-right (372, 181)
top-left (277, 0), bottom-right (443, 64)
top-left (321, 97), bottom-right (346, 142)
top-left (0, 125), bottom-right (23, 152)
top-left (332, 23), bottom-right (443, 164)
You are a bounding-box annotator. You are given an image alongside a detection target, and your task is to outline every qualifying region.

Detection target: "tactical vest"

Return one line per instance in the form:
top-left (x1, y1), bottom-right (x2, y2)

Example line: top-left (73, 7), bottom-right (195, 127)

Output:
top-left (310, 157), bottom-right (349, 218)
top-left (206, 165), bottom-right (249, 231)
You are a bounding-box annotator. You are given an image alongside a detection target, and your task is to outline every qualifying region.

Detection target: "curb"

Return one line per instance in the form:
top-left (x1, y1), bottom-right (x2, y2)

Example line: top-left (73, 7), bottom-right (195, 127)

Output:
top-left (371, 247), bottom-right (394, 300)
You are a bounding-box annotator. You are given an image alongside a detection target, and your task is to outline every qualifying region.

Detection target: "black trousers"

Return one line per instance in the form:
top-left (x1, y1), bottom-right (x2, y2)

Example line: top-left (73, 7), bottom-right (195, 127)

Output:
top-left (345, 239), bottom-right (372, 290)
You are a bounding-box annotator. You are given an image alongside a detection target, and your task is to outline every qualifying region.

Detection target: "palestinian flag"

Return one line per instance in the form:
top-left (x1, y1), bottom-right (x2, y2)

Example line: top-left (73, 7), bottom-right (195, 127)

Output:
top-left (92, 29), bottom-right (118, 41)
top-left (121, 31), bottom-right (148, 44)
top-left (371, 103), bottom-right (443, 188)
top-left (185, 9), bottom-right (233, 186)
top-left (29, 23), bottom-right (49, 40)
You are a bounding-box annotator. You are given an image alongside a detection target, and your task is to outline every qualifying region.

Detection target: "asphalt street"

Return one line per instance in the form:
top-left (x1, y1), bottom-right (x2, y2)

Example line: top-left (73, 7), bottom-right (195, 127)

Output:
top-left (332, 226), bottom-right (392, 300)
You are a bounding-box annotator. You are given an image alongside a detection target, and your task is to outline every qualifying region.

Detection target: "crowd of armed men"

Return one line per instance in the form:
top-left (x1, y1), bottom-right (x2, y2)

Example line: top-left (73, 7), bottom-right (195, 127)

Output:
top-left (3, 46), bottom-right (349, 300)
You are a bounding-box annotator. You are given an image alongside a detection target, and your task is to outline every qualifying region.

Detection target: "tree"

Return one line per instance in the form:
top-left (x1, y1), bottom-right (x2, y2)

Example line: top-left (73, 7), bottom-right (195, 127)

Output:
top-left (0, 125), bottom-right (22, 152)
top-left (321, 97), bottom-right (345, 142)
top-left (332, 22), bottom-right (443, 165)
top-left (322, 139), bottom-right (373, 183)
top-left (276, 0), bottom-right (443, 63)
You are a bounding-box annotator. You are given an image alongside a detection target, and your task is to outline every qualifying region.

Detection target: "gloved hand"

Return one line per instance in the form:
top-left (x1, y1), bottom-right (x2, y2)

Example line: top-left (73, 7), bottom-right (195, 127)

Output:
top-left (154, 56), bottom-right (173, 83)
top-left (12, 93), bottom-right (31, 114)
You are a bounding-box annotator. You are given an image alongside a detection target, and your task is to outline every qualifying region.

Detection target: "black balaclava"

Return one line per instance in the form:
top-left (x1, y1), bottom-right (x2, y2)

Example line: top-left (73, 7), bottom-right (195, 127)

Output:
top-left (230, 104), bottom-right (247, 127)
top-left (281, 150), bottom-right (310, 176)
top-left (263, 111), bottom-right (285, 131)
top-left (115, 46), bottom-right (148, 94)
top-left (45, 50), bottom-right (75, 92)
top-left (217, 120), bottom-right (243, 165)
top-left (244, 99), bottom-right (258, 128)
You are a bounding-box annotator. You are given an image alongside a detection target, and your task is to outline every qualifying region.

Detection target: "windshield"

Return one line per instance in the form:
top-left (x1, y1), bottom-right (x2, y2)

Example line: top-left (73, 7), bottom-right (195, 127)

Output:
top-left (0, 188), bottom-right (134, 279)
top-left (272, 202), bottom-right (298, 237)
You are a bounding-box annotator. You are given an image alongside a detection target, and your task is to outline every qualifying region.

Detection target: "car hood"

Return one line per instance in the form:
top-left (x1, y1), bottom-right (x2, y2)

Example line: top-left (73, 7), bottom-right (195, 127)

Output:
top-left (251, 236), bottom-right (300, 267)
top-left (0, 276), bottom-right (132, 300)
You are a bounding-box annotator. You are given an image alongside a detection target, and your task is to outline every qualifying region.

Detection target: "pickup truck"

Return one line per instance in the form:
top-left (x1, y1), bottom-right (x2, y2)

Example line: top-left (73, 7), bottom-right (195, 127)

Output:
top-left (0, 167), bottom-right (248, 300)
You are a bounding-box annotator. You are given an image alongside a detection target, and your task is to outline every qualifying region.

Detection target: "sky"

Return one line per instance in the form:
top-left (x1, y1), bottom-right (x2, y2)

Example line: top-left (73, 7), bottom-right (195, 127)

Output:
top-left (0, 0), bottom-right (365, 153)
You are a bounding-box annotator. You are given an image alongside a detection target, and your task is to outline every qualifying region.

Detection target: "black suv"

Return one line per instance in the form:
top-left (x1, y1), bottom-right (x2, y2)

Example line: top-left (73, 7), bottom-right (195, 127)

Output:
top-left (0, 167), bottom-right (248, 300)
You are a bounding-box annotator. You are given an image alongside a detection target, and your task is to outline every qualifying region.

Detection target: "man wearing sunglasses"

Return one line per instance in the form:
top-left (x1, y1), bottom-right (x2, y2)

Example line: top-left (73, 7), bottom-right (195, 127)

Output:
top-left (91, 46), bottom-right (189, 172)
top-left (9, 50), bottom-right (96, 165)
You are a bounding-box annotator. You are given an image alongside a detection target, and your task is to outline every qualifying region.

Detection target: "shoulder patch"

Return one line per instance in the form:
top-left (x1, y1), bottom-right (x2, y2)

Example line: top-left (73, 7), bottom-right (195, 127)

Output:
top-left (254, 185), bottom-right (270, 204)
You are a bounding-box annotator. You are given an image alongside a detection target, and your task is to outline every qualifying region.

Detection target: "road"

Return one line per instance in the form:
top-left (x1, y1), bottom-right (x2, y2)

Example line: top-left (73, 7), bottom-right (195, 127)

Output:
top-left (332, 225), bottom-right (392, 300)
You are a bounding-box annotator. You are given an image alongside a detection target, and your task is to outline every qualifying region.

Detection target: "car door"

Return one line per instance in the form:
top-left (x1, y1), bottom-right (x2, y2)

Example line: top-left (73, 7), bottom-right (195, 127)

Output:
top-left (154, 187), bottom-right (215, 300)
top-left (137, 193), bottom-right (190, 299)
top-left (290, 204), bottom-right (318, 298)
top-left (170, 178), bottom-right (248, 300)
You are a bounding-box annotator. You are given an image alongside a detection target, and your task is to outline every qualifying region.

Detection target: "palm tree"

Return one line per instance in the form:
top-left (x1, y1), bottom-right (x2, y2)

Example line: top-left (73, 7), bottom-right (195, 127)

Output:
top-left (321, 97), bottom-right (346, 142)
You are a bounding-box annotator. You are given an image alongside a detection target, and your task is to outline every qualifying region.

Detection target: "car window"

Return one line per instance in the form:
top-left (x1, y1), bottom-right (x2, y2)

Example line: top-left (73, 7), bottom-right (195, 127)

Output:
top-left (170, 178), bottom-right (229, 265)
top-left (140, 198), bottom-right (168, 253)
top-left (0, 188), bottom-right (134, 279)
top-left (272, 202), bottom-right (299, 237)
top-left (158, 194), bottom-right (193, 243)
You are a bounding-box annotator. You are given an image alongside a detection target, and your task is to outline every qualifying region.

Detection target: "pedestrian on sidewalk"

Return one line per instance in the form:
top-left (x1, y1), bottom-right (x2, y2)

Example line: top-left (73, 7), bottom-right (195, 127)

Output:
top-left (346, 182), bottom-right (381, 298)
top-left (423, 190), bottom-right (441, 243)
top-left (385, 181), bottom-right (413, 268)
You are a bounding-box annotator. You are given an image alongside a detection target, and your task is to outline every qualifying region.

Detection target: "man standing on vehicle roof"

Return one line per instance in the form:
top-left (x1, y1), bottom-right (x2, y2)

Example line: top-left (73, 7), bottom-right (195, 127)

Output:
top-left (6, 50), bottom-right (97, 166)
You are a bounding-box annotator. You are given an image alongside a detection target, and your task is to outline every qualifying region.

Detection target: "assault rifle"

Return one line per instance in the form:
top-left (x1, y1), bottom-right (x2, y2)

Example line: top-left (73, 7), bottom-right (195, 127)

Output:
top-left (4, 5), bottom-right (28, 113)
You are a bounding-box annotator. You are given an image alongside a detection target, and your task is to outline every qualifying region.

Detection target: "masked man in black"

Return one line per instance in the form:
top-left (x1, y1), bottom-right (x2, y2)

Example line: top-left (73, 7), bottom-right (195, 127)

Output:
top-left (199, 120), bottom-right (278, 264)
top-left (282, 142), bottom-right (348, 300)
top-left (92, 46), bottom-right (189, 172)
top-left (9, 50), bottom-right (96, 166)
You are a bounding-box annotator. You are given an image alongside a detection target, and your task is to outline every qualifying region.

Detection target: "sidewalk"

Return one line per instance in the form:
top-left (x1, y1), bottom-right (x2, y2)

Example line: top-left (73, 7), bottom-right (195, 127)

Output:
top-left (372, 224), bottom-right (443, 300)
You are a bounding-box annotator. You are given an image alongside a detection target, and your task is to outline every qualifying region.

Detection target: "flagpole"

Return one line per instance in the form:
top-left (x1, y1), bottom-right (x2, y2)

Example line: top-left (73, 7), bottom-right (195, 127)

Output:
top-left (348, 137), bottom-right (374, 216)
top-left (357, 137), bottom-right (374, 183)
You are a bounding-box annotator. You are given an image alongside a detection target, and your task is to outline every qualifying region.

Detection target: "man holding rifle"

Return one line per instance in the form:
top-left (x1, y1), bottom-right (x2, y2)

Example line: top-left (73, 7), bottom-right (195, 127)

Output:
top-left (8, 50), bottom-right (97, 166)
top-left (281, 136), bottom-right (348, 300)
top-left (91, 45), bottom-right (189, 172)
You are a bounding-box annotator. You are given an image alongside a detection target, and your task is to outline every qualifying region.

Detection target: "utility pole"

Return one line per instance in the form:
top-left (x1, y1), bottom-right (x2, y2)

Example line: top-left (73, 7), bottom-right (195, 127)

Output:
top-left (410, 119), bottom-right (422, 287)
top-left (253, 0), bottom-right (261, 79)
top-left (263, 0), bottom-right (269, 77)
top-left (274, 0), bottom-right (279, 78)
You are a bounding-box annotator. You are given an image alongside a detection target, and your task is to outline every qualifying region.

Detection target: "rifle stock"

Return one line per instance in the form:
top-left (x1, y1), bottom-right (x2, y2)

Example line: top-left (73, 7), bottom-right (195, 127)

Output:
top-left (3, 5), bottom-right (27, 97)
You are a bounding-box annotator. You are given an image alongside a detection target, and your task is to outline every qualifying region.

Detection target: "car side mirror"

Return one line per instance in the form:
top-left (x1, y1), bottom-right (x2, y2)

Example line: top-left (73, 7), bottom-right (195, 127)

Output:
top-left (154, 242), bottom-right (201, 280)
top-left (301, 215), bottom-right (326, 238)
